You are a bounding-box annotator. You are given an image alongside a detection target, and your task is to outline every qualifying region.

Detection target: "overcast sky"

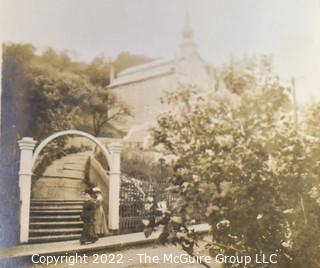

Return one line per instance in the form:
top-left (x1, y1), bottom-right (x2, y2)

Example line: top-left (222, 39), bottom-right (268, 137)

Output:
top-left (1, 0), bottom-right (320, 103)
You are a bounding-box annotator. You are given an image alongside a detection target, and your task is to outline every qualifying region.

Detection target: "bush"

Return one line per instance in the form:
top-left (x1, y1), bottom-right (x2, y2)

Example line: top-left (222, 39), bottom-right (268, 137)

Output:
top-left (146, 57), bottom-right (320, 267)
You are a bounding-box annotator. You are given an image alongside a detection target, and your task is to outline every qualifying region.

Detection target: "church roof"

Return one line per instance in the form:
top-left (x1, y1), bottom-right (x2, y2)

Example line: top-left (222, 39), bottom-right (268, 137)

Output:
top-left (108, 58), bottom-right (176, 88)
top-left (108, 16), bottom-right (197, 89)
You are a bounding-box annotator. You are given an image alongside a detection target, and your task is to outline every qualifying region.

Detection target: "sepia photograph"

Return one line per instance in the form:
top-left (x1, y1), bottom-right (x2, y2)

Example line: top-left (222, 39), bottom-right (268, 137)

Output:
top-left (0, 0), bottom-right (320, 267)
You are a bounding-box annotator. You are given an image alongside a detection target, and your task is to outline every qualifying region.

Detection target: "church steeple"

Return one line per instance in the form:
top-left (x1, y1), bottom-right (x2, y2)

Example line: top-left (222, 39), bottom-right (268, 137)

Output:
top-left (183, 13), bottom-right (193, 39)
top-left (180, 13), bottom-right (197, 57)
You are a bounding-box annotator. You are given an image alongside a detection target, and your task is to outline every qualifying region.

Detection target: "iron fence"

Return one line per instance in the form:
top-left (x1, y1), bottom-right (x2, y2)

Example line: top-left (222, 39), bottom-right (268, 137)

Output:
top-left (119, 180), bottom-right (168, 234)
top-left (119, 179), bottom-right (206, 234)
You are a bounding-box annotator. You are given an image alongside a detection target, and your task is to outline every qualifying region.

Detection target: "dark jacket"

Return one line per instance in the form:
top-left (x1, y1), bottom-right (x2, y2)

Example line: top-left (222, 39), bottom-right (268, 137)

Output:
top-left (80, 199), bottom-right (98, 243)
top-left (81, 199), bottom-right (96, 222)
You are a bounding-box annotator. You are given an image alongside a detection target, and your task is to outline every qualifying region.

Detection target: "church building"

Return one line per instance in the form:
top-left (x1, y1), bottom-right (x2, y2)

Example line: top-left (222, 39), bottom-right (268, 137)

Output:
top-left (108, 18), bottom-right (213, 143)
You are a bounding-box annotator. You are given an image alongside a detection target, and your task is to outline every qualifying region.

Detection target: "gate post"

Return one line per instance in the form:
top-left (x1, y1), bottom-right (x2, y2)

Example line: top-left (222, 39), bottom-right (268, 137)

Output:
top-left (18, 137), bottom-right (37, 243)
top-left (108, 141), bottom-right (122, 232)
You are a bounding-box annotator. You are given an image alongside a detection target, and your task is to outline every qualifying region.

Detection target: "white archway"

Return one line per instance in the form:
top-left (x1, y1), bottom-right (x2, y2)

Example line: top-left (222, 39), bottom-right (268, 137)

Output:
top-left (18, 130), bottom-right (122, 243)
top-left (32, 129), bottom-right (112, 169)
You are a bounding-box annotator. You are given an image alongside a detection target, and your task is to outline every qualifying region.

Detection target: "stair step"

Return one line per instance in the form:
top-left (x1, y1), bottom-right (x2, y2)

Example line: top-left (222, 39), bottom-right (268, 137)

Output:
top-left (31, 201), bottom-right (84, 206)
top-left (30, 222), bottom-right (83, 229)
top-left (28, 151), bottom-right (92, 243)
top-left (29, 228), bottom-right (82, 236)
top-left (42, 169), bottom-right (85, 179)
top-left (28, 234), bottom-right (80, 243)
top-left (30, 210), bottom-right (82, 216)
top-left (31, 199), bottom-right (84, 203)
top-left (31, 206), bottom-right (83, 210)
top-left (30, 215), bottom-right (82, 222)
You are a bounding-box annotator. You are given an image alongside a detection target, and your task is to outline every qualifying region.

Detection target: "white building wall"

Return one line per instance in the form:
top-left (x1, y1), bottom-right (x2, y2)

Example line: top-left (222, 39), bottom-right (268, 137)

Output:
top-left (113, 73), bottom-right (177, 130)
top-left (111, 54), bottom-right (212, 142)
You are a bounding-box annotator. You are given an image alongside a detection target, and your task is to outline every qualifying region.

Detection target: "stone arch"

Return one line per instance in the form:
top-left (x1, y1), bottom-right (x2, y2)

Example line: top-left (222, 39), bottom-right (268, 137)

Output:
top-left (32, 129), bottom-right (112, 169)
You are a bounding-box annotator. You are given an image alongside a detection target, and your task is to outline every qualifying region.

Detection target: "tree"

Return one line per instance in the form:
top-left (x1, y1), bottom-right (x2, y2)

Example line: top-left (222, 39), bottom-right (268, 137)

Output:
top-left (146, 56), bottom-right (320, 267)
top-left (2, 44), bottom-right (88, 140)
top-left (85, 55), bottom-right (111, 86)
top-left (2, 44), bottom-right (154, 139)
top-left (75, 86), bottom-right (131, 137)
top-left (114, 51), bottom-right (152, 73)
top-left (28, 67), bottom-right (87, 139)
top-left (305, 102), bottom-right (320, 136)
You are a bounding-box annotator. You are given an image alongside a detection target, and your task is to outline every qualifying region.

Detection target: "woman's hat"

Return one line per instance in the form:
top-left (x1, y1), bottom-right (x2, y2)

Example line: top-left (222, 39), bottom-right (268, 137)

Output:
top-left (92, 187), bottom-right (102, 193)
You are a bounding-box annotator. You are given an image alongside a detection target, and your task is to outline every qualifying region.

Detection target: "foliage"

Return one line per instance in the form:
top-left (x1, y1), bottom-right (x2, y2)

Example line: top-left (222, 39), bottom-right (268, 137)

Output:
top-left (114, 52), bottom-right (152, 73)
top-left (75, 86), bottom-right (131, 136)
top-left (121, 148), bottom-right (173, 187)
top-left (143, 199), bottom-right (208, 265)
top-left (305, 102), bottom-right (320, 137)
top-left (28, 66), bottom-right (87, 139)
top-left (2, 43), bottom-right (152, 140)
top-left (33, 138), bottom-right (91, 178)
top-left (146, 56), bottom-right (320, 267)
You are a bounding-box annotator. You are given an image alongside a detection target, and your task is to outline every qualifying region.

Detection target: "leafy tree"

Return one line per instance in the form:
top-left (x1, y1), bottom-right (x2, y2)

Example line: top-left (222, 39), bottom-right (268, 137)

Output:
top-left (28, 67), bottom-right (87, 139)
top-left (2, 44), bottom-right (88, 140)
top-left (146, 56), bottom-right (320, 267)
top-left (85, 55), bottom-right (111, 86)
top-left (305, 102), bottom-right (320, 136)
top-left (75, 86), bottom-right (131, 136)
top-left (114, 51), bottom-right (152, 73)
top-left (2, 44), bottom-right (154, 139)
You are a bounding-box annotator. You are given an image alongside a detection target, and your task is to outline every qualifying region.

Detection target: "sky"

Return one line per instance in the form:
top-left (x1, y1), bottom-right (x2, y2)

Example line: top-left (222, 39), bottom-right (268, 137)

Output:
top-left (1, 0), bottom-right (320, 103)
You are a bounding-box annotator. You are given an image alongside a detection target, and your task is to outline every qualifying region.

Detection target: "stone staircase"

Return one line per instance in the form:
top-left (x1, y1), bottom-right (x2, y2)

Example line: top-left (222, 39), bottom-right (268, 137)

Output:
top-left (29, 152), bottom-right (93, 243)
top-left (32, 152), bottom-right (91, 200)
top-left (29, 199), bottom-right (84, 243)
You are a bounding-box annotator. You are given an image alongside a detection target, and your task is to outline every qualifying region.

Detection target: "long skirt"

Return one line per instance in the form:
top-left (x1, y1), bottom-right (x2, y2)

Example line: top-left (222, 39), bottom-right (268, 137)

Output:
top-left (80, 220), bottom-right (98, 243)
top-left (94, 205), bottom-right (108, 236)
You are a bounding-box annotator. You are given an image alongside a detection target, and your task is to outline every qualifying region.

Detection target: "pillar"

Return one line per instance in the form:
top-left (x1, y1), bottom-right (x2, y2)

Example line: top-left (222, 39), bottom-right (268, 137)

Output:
top-left (18, 137), bottom-right (37, 243)
top-left (108, 141), bottom-right (122, 231)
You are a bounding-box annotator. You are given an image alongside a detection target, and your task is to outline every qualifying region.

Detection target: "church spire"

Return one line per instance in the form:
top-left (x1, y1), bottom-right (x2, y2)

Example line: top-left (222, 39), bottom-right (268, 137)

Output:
top-left (180, 13), bottom-right (197, 57)
top-left (183, 12), bottom-right (193, 39)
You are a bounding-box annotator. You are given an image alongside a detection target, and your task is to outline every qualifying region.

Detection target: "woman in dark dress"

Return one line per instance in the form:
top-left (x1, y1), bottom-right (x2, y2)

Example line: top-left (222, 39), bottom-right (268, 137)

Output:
top-left (80, 192), bottom-right (98, 245)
